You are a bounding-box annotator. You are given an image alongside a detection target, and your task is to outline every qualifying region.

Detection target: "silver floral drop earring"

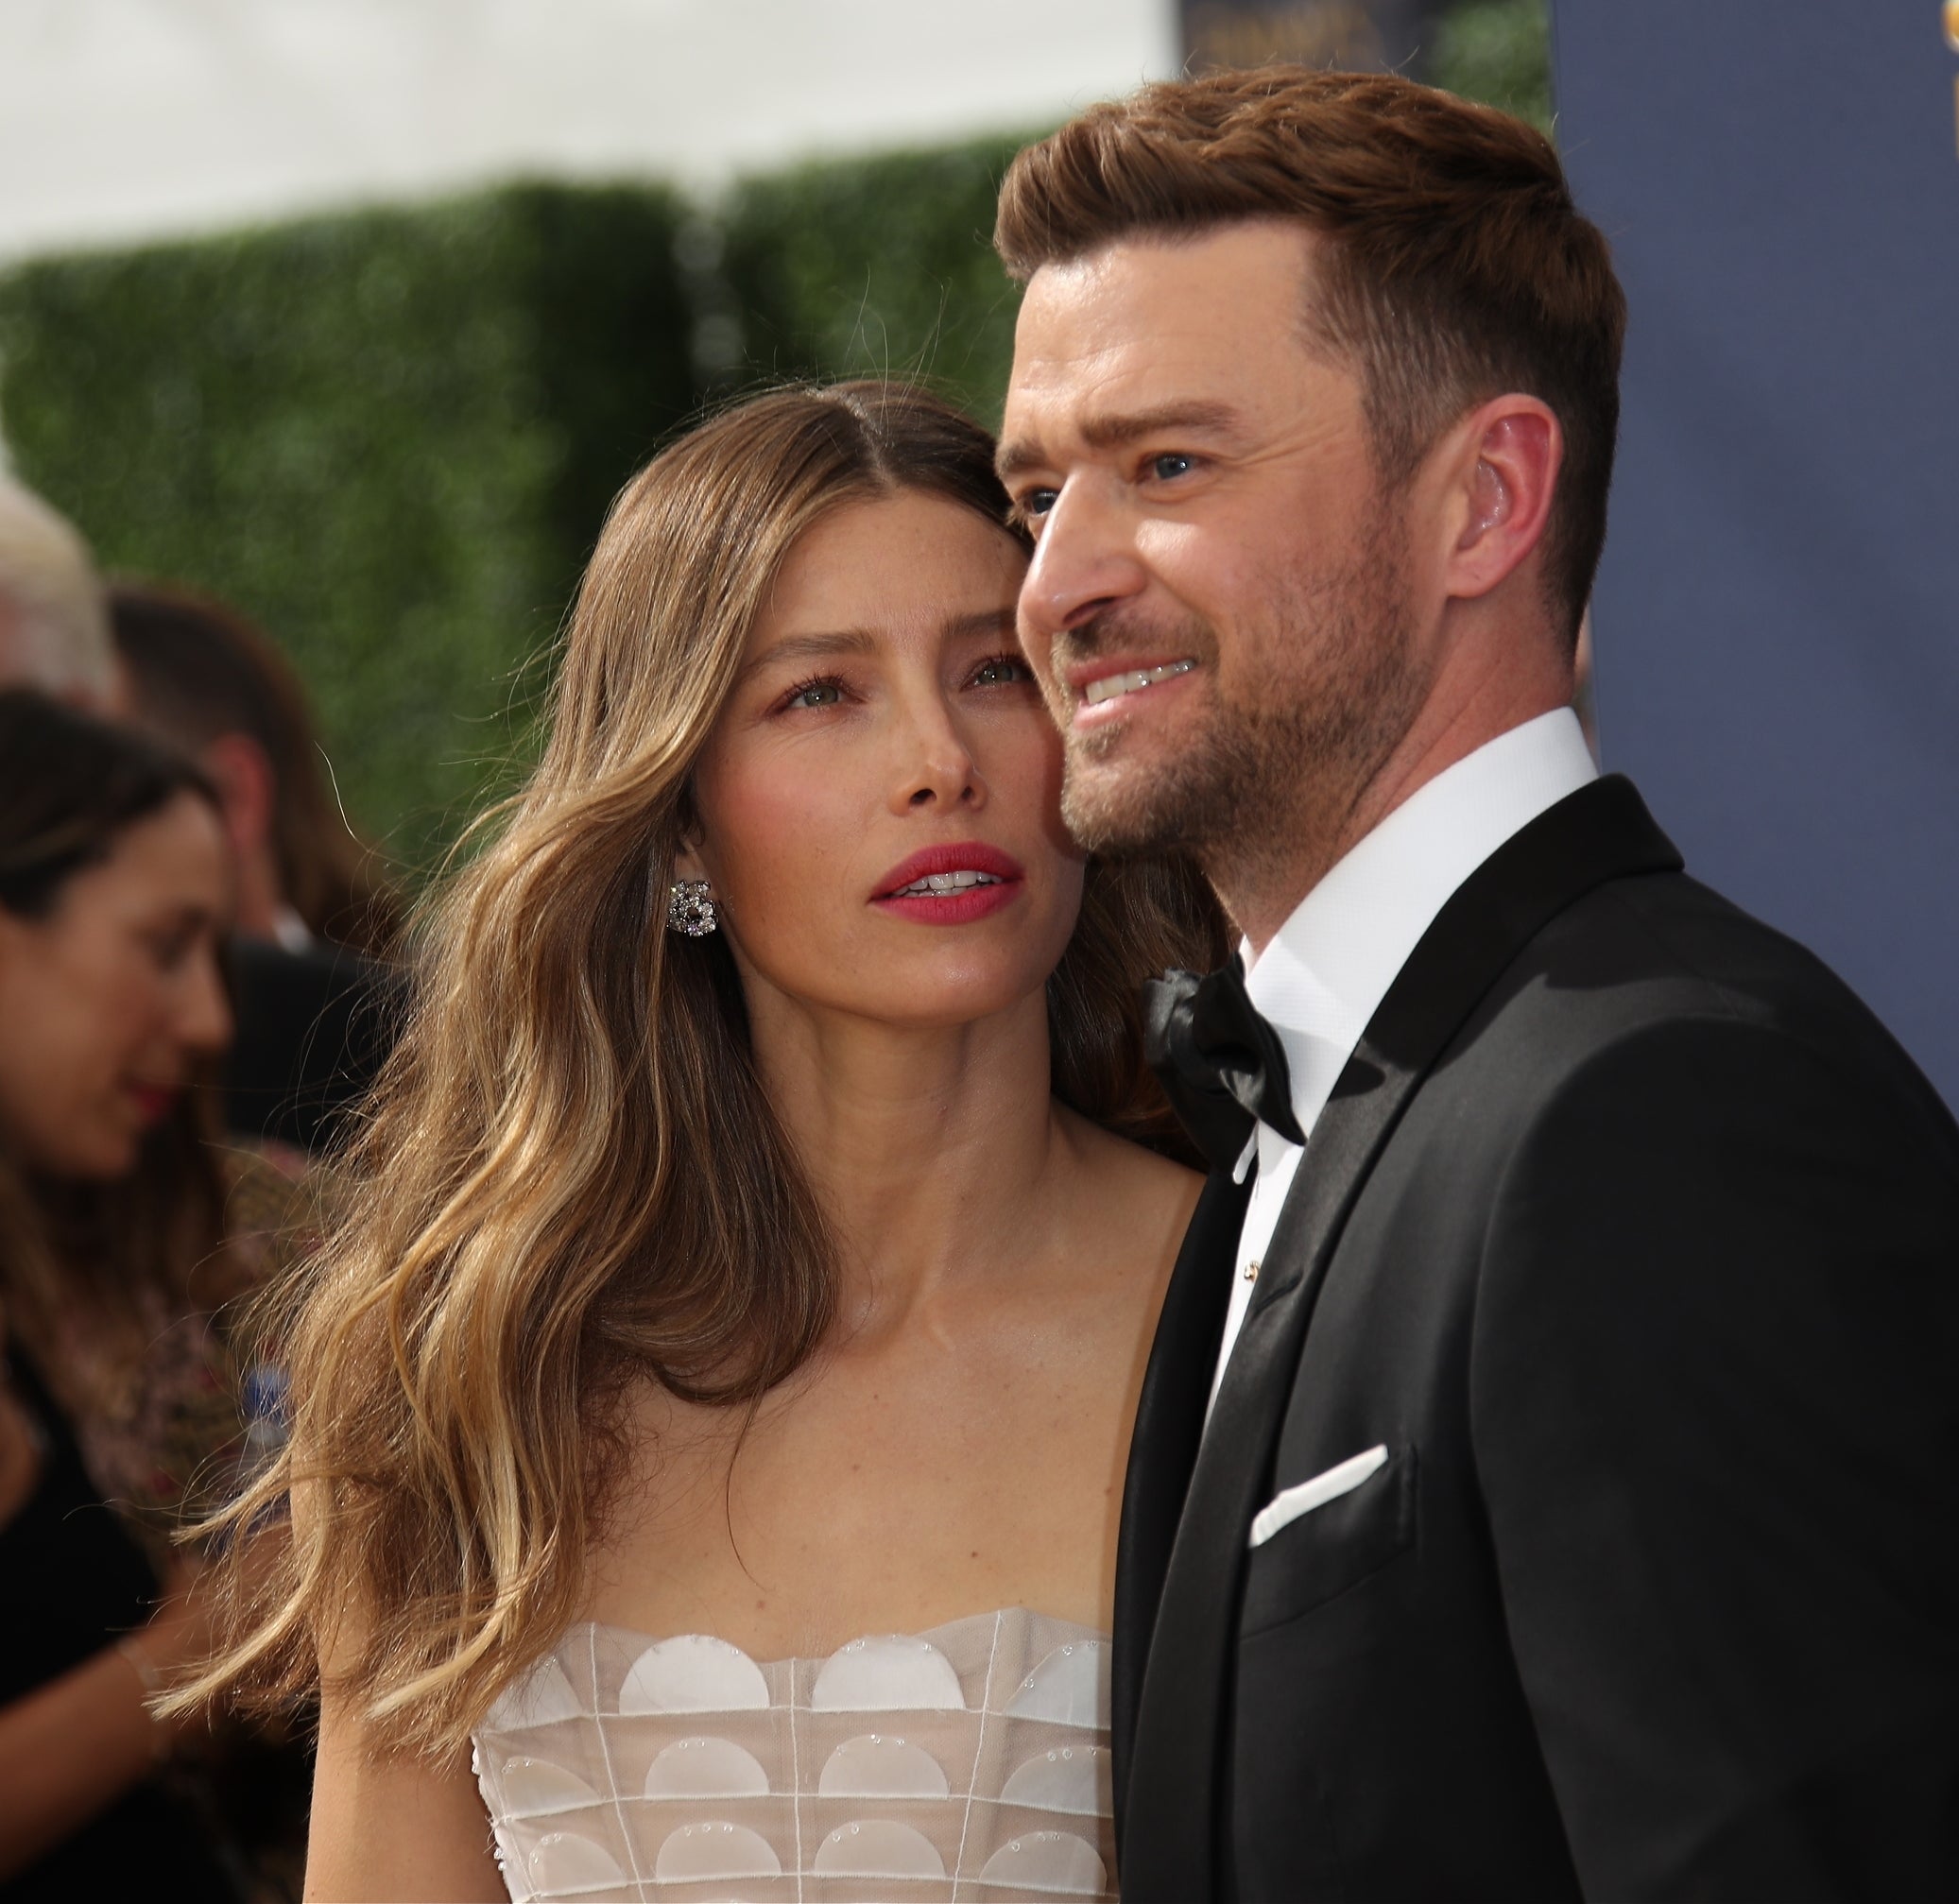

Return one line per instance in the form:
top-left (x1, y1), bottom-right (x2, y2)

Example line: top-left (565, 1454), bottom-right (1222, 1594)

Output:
top-left (666, 879), bottom-right (718, 937)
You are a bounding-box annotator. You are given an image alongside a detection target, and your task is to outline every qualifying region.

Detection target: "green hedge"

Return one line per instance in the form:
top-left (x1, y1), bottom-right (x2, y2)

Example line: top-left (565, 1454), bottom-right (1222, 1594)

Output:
top-left (1428, 0), bottom-right (1553, 134)
top-left (0, 183), bottom-right (695, 867)
top-left (0, 149), bottom-right (1036, 863)
top-left (718, 131), bottom-right (1037, 428)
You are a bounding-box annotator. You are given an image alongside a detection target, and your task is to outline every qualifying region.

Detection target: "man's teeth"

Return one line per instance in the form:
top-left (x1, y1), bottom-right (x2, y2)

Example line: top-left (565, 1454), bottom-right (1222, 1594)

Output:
top-left (1082, 659), bottom-right (1195, 706)
top-left (892, 870), bottom-right (1005, 898)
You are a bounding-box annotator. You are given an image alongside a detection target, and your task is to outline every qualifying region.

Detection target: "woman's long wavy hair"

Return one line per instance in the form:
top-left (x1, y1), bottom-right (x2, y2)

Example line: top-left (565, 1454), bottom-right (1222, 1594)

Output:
top-left (193, 383), bottom-right (1227, 1755)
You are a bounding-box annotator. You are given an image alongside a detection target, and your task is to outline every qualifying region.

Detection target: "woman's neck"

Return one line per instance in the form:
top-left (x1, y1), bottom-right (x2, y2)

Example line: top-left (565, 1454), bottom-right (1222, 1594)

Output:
top-left (745, 985), bottom-right (1064, 1327)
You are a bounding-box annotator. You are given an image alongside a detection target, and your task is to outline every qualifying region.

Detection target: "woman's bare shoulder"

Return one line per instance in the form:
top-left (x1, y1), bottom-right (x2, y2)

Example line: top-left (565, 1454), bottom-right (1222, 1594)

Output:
top-left (1055, 1107), bottom-right (1205, 1276)
top-left (308, 1707), bottom-right (503, 1902)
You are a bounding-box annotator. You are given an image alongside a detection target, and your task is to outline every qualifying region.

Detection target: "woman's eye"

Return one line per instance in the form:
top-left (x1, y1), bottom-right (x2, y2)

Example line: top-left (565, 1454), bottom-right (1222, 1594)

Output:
top-left (971, 655), bottom-right (1032, 688)
top-left (784, 678), bottom-right (844, 711)
top-left (146, 926), bottom-right (194, 970)
top-left (1149, 453), bottom-right (1194, 482)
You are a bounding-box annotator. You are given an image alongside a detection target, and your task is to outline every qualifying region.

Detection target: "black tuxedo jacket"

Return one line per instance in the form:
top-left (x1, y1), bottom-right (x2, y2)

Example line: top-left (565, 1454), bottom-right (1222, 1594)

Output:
top-left (1115, 776), bottom-right (1959, 1901)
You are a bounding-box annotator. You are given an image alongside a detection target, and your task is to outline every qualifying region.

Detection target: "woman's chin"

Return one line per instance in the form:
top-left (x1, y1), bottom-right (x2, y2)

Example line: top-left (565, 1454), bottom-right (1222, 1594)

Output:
top-left (842, 967), bottom-right (1052, 1034)
top-left (28, 1124), bottom-right (143, 1184)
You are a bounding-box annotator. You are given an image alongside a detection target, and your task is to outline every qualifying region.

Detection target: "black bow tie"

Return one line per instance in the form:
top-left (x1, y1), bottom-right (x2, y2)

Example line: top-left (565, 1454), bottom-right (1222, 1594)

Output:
top-left (1143, 961), bottom-right (1308, 1175)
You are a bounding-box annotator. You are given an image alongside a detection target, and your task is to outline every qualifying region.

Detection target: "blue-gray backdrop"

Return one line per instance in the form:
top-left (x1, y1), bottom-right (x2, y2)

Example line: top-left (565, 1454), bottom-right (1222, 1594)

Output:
top-left (1551, 2), bottom-right (1959, 1109)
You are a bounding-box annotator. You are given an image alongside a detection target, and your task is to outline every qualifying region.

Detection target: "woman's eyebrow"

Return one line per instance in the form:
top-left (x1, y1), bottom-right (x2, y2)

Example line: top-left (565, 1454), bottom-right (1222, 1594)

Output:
top-left (941, 608), bottom-right (1018, 641)
top-left (738, 629), bottom-right (878, 679)
top-left (739, 609), bottom-right (1015, 684)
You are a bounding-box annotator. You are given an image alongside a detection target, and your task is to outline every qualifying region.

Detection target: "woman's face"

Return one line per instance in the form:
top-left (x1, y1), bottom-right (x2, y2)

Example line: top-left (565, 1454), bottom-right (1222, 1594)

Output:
top-left (682, 489), bottom-right (1083, 1034)
top-left (0, 792), bottom-right (232, 1178)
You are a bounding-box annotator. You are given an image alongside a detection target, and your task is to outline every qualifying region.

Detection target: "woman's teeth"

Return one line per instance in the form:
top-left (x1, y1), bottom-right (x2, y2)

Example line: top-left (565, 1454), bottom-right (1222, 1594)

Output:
top-left (891, 870), bottom-right (1005, 898)
top-left (1083, 659), bottom-right (1195, 706)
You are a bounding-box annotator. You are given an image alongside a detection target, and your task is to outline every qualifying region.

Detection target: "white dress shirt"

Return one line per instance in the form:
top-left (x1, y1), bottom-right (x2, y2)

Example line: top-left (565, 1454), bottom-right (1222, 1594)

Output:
top-left (1208, 708), bottom-right (1600, 1411)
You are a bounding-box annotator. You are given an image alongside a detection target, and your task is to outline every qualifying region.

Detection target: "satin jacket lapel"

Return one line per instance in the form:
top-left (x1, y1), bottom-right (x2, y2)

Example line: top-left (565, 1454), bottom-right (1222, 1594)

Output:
top-left (1112, 1168), bottom-right (1251, 1831)
top-left (1118, 777), bottom-right (1682, 1903)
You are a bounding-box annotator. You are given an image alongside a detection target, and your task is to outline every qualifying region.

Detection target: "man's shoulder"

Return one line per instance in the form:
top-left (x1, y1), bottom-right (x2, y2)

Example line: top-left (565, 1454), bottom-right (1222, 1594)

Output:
top-left (1456, 864), bottom-right (1954, 1148)
top-left (1529, 862), bottom-right (1849, 1011)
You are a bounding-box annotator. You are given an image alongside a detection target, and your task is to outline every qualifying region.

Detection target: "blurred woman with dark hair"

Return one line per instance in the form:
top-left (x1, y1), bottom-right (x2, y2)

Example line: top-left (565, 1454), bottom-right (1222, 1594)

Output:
top-left (0, 688), bottom-right (307, 1901)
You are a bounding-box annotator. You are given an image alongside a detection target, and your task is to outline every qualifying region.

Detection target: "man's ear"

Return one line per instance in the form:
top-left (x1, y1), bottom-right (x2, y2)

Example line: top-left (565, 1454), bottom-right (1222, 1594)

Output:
top-left (198, 730), bottom-right (278, 863)
top-left (1442, 395), bottom-right (1562, 604)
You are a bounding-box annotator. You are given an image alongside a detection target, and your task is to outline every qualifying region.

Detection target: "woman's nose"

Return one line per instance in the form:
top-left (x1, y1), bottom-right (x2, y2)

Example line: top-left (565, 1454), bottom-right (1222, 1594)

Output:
top-left (175, 943), bottom-right (233, 1056)
top-left (889, 695), bottom-right (986, 815)
top-left (1018, 479), bottom-right (1149, 649)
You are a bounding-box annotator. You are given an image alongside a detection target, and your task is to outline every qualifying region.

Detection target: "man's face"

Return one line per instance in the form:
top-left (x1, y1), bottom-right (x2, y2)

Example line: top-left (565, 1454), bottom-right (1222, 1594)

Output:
top-left (999, 221), bottom-right (1429, 873)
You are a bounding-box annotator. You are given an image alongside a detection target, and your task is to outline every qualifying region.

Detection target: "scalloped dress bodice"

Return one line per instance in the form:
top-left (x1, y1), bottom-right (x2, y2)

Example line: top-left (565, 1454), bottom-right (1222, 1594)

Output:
top-left (472, 1605), bottom-right (1117, 1901)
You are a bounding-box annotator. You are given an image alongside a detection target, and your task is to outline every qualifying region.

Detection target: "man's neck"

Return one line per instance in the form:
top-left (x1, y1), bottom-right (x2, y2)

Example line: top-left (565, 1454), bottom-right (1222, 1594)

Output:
top-left (1221, 681), bottom-right (1574, 958)
top-left (228, 846), bottom-right (289, 943)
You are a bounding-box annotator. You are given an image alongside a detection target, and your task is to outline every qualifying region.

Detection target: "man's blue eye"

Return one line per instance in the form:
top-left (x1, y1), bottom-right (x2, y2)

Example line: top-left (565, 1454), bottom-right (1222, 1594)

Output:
top-left (1151, 454), bottom-right (1194, 481)
top-left (1023, 488), bottom-right (1059, 516)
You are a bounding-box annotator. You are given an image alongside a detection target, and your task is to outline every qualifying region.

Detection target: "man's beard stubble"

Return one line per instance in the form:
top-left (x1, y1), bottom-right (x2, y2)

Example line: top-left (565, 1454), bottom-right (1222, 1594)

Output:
top-left (1054, 500), bottom-right (1425, 904)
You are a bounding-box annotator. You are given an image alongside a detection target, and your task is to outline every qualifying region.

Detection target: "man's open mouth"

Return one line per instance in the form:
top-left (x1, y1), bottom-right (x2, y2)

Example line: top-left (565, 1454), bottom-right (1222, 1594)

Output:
top-left (1081, 659), bottom-right (1196, 706)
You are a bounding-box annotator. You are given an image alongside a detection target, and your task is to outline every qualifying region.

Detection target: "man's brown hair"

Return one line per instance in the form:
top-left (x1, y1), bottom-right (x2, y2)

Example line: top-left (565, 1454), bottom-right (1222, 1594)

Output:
top-left (995, 68), bottom-right (1627, 638)
top-left (110, 581), bottom-right (404, 956)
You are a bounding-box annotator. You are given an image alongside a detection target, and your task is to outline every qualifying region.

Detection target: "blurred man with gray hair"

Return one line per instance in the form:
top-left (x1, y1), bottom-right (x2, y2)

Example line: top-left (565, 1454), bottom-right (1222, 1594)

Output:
top-left (0, 472), bottom-right (120, 711)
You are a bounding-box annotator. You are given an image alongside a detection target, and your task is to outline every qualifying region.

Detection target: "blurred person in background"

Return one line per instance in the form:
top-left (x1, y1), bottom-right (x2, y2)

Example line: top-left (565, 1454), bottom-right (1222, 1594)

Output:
top-left (109, 583), bottom-right (400, 959)
top-left (112, 584), bottom-right (404, 1155)
top-left (0, 477), bottom-right (121, 714)
top-left (0, 689), bottom-right (312, 1902)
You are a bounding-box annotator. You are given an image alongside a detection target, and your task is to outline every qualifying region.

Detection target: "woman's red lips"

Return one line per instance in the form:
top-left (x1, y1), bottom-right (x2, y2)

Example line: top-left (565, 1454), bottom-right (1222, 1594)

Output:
top-left (873, 841), bottom-right (1024, 898)
top-left (871, 841), bottom-right (1026, 925)
top-left (125, 1082), bottom-right (180, 1124)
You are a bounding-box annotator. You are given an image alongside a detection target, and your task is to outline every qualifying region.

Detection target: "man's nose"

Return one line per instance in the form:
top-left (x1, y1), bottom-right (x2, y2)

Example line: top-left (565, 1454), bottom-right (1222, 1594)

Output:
top-left (1018, 479), bottom-right (1149, 645)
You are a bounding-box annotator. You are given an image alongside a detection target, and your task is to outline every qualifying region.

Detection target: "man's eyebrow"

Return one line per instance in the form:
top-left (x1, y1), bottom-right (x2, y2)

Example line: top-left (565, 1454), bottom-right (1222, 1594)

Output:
top-left (996, 401), bottom-right (1246, 480)
top-left (996, 437), bottom-right (1053, 482)
top-left (739, 628), bottom-right (877, 678)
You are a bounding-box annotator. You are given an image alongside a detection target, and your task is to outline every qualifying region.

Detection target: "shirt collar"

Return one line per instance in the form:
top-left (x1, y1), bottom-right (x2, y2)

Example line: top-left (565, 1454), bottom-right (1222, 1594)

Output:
top-left (271, 903), bottom-right (315, 954)
top-left (1233, 707), bottom-right (1598, 1175)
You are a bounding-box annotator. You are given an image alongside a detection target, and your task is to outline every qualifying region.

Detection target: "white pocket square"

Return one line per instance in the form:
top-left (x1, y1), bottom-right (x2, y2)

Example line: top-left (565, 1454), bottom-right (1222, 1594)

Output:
top-left (1248, 1444), bottom-right (1390, 1549)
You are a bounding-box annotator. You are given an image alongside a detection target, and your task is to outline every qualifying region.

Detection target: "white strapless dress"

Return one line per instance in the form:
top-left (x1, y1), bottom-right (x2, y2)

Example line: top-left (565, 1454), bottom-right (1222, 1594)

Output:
top-left (472, 1605), bottom-right (1117, 1901)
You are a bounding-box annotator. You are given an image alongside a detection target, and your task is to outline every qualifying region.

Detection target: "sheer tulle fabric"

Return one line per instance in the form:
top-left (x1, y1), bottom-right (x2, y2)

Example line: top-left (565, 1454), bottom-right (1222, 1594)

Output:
top-left (473, 1607), bottom-right (1116, 1901)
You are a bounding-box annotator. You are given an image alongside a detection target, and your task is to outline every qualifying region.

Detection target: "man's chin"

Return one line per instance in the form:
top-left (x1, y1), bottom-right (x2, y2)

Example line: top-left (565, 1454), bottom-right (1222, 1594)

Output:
top-left (1061, 753), bottom-right (1207, 857)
